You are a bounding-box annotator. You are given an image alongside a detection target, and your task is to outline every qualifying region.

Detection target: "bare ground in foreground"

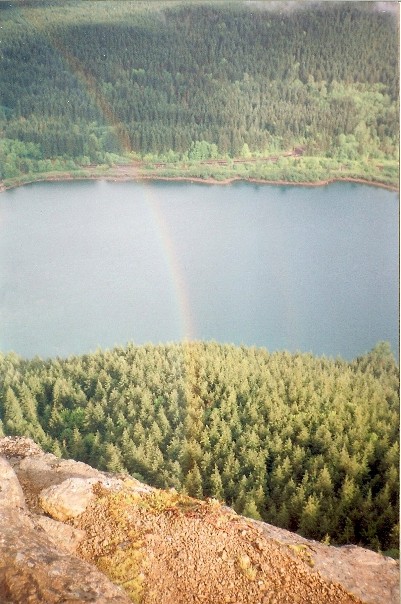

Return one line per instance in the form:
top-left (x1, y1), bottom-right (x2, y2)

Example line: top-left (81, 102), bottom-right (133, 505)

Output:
top-left (0, 437), bottom-right (398, 604)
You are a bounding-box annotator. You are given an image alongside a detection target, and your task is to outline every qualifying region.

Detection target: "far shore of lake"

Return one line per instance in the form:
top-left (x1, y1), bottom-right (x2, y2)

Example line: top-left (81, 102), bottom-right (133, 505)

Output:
top-left (0, 170), bottom-right (399, 194)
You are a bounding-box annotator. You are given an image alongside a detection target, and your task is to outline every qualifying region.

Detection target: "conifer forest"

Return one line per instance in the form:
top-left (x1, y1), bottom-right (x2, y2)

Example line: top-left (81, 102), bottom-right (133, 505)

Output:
top-left (0, 1), bottom-right (399, 185)
top-left (0, 0), bottom-right (399, 557)
top-left (0, 342), bottom-right (398, 554)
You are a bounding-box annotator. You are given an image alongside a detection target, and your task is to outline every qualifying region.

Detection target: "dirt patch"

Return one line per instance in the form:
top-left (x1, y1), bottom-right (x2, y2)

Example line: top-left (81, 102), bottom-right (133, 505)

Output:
top-left (72, 487), bottom-right (364, 604)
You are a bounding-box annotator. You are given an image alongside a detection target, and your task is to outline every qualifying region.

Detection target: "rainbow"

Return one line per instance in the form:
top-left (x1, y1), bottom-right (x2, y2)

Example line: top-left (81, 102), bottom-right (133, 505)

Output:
top-left (16, 4), bottom-right (197, 345)
top-left (141, 184), bottom-right (196, 343)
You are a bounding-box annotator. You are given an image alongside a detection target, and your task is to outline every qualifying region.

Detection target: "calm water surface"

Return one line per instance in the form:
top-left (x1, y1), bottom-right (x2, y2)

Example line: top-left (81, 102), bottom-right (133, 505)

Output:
top-left (0, 180), bottom-right (398, 360)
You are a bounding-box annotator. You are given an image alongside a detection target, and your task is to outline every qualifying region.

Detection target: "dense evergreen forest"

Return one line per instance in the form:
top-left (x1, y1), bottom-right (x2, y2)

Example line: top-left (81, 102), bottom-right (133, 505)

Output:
top-left (0, 0), bottom-right (399, 557)
top-left (0, 1), bottom-right (399, 185)
top-left (0, 342), bottom-right (398, 555)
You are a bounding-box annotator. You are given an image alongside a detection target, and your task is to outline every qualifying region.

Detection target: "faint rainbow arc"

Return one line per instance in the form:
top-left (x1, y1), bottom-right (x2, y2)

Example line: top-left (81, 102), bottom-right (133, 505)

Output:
top-left (21, 8), bottom-right (132, 153)
top-left (20, 9), bottom-right (196, 343)
top-left (142, 185), bottom-right (196, 342)
top-left (45, 43), bottom-right (132, 154)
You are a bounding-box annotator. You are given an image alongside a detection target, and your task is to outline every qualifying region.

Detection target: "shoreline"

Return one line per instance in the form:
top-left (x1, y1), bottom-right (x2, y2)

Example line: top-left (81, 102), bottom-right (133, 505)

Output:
top-left (0, 171), bottom-right (398, 194)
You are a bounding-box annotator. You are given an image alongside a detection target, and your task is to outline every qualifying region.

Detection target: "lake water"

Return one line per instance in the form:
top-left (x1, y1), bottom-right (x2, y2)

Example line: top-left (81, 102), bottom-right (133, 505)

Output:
top-left (0, 180), bottom-right (398, 360)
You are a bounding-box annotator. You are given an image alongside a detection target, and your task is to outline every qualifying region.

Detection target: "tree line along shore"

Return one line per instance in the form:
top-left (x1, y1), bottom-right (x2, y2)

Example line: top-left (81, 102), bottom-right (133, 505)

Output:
top-left (1, 153), bottom-right (399, 193)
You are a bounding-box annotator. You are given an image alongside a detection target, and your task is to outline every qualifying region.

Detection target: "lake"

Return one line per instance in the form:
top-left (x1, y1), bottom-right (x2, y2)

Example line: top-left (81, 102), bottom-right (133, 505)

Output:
top-left (0, 180), bottom-right (398, 360)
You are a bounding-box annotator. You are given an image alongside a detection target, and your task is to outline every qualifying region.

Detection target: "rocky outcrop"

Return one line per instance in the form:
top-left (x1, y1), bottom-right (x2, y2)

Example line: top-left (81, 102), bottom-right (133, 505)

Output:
top-left (0, 437), bottom-right (399, 604)
top-left (253, 520), bottom-right (400, 604)
top-left (39, 476), bottom-right (125, 521)
top-left (0, 438), bottom-right (146, 603)
top-left (0, 452), bottom-right (131, 603)
top-left (0, 457), bottom-right (26, 511)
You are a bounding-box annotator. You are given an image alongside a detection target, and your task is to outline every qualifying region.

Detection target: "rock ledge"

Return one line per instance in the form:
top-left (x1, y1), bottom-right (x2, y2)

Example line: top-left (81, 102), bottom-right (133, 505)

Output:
top-left (0, 437), bottom-right (398, 604)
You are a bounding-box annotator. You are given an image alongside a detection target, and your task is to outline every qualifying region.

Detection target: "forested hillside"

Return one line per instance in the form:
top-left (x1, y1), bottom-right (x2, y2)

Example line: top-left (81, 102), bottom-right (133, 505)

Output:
top-left (0, 1), bottom-right (399, 184)
top-left (0, 341), bottom-right (398, 554)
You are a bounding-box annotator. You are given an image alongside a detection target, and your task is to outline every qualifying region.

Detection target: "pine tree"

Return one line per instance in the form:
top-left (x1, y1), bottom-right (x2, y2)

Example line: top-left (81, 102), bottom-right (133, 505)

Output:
top-left (242, 496), bottom-right (262, 521)
top-left (103, 443), bottom-right (125, 473)
top-left (209, 465), bottom-right (224, 500)
top-left (3, 387), bottom-right (25, 434)
top-left (184, 462), bottom-right (203, 499)
top-left (299, 494), bottom-right (321, 539)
